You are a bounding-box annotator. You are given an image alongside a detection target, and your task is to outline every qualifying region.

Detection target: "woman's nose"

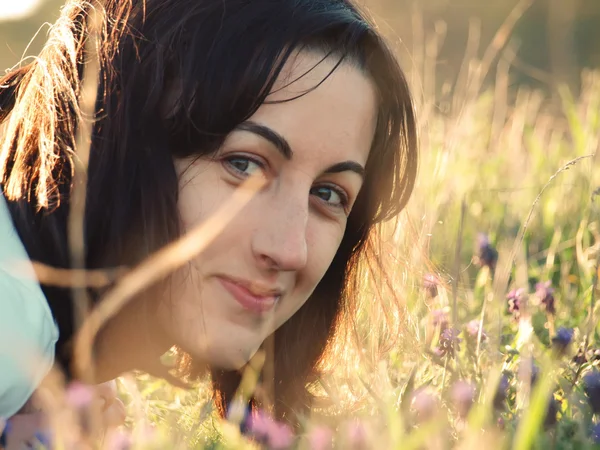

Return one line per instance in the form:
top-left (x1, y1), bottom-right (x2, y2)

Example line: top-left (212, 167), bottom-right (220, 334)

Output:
top-left (251, 193), bottom-right (308, 272)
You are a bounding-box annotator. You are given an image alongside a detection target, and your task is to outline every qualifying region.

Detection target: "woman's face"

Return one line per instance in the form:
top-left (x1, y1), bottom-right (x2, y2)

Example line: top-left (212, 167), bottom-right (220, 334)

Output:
top-left (160, 51), bottom-right (378, 369)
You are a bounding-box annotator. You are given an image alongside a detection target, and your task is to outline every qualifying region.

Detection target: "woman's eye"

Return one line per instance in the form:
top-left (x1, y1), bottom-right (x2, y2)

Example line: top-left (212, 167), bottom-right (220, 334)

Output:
top-left (310, 185), bottom-right (349, 210)
top-left (223, 155), bottom-right (264, 177)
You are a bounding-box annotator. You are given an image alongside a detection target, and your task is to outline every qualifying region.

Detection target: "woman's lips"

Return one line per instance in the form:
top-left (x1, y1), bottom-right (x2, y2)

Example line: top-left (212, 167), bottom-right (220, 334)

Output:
top-left (218, 276), bottom-right (279, 314)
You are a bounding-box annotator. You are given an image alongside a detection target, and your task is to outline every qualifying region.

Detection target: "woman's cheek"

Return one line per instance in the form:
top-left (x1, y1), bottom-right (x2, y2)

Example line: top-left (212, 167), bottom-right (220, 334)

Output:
top-left (302, 222), bottom-right (344, 293)
top-left (308, 218), bottom-right (346, 272)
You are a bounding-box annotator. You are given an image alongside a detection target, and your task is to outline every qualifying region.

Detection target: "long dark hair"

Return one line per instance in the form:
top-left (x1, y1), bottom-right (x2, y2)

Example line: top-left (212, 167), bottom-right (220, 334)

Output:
top-left (0, 0), bottom-right (417, 426)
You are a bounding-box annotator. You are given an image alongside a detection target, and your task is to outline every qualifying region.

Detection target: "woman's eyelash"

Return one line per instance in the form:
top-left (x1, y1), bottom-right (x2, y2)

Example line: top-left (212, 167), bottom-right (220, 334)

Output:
top-left (328, 186), bottom-right (349, 207)
top-left (222, 154), bottom-right (350, 211)
top-left (311, 184), bottom-right (350, 210)
top-left (222, 154), bottom-right (266, 175)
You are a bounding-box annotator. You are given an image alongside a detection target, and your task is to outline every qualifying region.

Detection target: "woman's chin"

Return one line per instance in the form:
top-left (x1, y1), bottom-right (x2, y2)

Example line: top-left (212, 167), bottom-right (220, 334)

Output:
top-left (182, 333), bottom-right (262, 371)
top-left (206, 345), bottom-right (259, 371)
top-left (171, 315), bottom-right (267, 370)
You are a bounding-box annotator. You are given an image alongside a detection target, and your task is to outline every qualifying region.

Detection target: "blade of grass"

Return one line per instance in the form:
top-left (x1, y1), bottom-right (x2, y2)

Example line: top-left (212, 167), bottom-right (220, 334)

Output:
top-left (513, 357), bottom-right (557, 450)
top-left (69, 2), bottom-right (101, 383)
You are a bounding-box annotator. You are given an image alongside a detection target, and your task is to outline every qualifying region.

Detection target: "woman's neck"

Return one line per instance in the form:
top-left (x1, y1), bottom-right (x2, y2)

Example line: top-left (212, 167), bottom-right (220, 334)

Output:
top-left (91, 297), bottom-right (174, 383)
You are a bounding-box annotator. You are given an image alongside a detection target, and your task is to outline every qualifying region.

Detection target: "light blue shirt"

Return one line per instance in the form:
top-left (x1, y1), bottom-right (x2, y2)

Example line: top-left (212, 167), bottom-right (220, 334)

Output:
top-left (0, 194), bottom-right (59, 417)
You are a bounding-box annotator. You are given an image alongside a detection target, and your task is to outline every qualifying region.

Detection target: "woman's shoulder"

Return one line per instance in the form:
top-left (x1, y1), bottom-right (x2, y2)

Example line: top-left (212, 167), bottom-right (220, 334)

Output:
top-left (0, 193), bottom-right (59, 418)
top-left (0, 271), bottom-right (59, 417)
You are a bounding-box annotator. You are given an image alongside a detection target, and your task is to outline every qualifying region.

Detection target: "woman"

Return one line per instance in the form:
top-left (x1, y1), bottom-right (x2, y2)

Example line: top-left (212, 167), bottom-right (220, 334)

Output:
top-left (0, 0), bottom-right (417, 435)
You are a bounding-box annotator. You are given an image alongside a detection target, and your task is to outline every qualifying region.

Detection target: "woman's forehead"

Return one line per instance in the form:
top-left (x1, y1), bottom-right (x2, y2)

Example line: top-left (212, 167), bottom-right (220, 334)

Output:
top-left (159, 49), bottom-right (369, 120)
top-left (266, 49), bottom-right (364, 101)
top-left (243, 52), bottom-right (377, 167)
top-left (158, 49), bottom-right (377, 171)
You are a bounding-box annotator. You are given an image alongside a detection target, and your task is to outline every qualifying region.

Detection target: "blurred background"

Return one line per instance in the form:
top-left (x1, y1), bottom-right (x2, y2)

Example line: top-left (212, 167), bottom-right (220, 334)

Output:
top-left (1, 0), bottom-right (600, 97)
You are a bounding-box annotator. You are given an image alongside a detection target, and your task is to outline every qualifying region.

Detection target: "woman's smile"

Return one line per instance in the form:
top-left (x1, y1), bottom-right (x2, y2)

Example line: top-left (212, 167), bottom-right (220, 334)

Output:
top-left (216, 275), bottom-right (282, 314)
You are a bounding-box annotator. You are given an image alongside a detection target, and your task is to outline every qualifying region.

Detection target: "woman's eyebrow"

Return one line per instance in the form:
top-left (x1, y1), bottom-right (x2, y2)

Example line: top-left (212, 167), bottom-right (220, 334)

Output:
top-left (235, 120), bottom-right (365, 179)
top-left (323, 161), bottom-right (365, 179)
top-left (235, 120), bottom-right (293, 159)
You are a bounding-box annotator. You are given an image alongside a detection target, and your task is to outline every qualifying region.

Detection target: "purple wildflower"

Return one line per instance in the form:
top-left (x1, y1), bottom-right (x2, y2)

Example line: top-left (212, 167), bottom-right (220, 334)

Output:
top-left (307, 426), bottom-right (333, 450)
top-left (573, 348), bottom-right (600, 365)
top-left (552, 327), bottom-right (574, 355)
top-left (410, 388), bottom-right (439, 423)
top-left (584, 371), bottom-right (600, 414)
top-left (536, 281), bottom-right (556, 315)
top-left (437, 328), bottom-right (462, 357)
top-left (345, 420), bottom-right (368, 449)
top-left (493, 375), bottom-right (510, 411)
top-left (465, 319), bottom-right (487, 342)
top-left (431, 346), bottom-right (444, 358)
top-left (431, 309), bottom-right (449, 332)
top-left (476, 233), bottom-right (498, 271)
top-left (451, 380), bottom-right (476, 419)
top-left (249, 410), bottom-right (294, 449)
top-left (249, 410), bottom-right (273, 437)
top-left (506, 288), bottom-right (526, 320)
top-left (268, 422), bottom-right (294, 449)
top-left (423, 274), bottom-right (439, 298)
top-left (573, 347), bottom-right (588, 365)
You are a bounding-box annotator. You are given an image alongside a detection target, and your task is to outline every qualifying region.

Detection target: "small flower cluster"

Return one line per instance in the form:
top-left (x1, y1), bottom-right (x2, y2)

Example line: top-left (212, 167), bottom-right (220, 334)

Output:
top-left (573, 347), bottom-right (600, 366)
top-left (248, 410), bottom-right (294, 449)
top-left (535, 281), bottom-right (556, 315)
top-left (493, 375), bottom-right (510, 411)
top-left (427, 310), bottom-right (485, 359)
top-left (581, 370), bottom-right (600, 443)
top-left (423, 274), bottom-right (440, 298)
top-left (465, 319), bottom-right (487, 343)
top-left (307, 426), bottom-right (334, 450)
top-left (584, 371), bottom-right (600, 414)
top-left (551, 327), bottom-right (574, 355)
top-left (474, 233), bottom-right (561, 322)
top-left (410, 388), bottom-right (439, 423)
top-left (506, 288), bottom-right (526, 320)
top-left (476, 233), bottom-right (498, 271)
top-left (450, 381), bottom-right (477, 419)
top-left (431, 308), bottom-right (449, 332)
top-left (491, 368), bottom-right (558, 429)
top-left (504, 280), bottom-right (559, 321)
top-left (435, 328), bottom-right (462, 358)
